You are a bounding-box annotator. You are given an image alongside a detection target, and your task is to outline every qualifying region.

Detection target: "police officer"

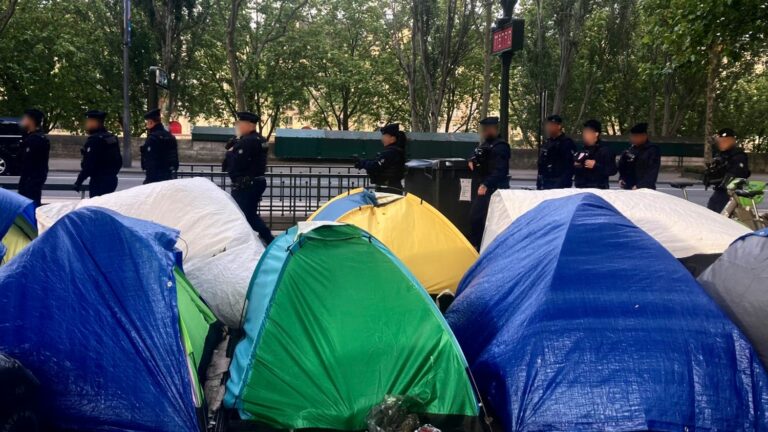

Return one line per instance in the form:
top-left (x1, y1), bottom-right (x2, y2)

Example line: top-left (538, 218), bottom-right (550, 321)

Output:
top-left (468, 116), bottom-right (511, 250)
top-left (705, 128), bottom-right (750, 212)
top-left (537, 114), bottom-right (576, 189)
top-left (574, 119), bottom-right (617, 189)
top-left (618, 123), bottom-right (661, 190)
top-left (226, 111), bottom-right (274, 244)
top-left (74, 110), bottom-right (123, 197)
top-left (140, 108), bottom-right (179, 184)
top-left (354, 123), bottom-right (406, 190)
top-left (17, 108), bottom-right (50, 206)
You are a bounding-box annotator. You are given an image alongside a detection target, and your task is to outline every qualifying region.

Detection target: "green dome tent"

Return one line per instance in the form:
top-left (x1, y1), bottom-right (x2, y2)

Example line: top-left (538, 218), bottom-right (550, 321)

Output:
top-left (224, 222), bottom-right (478, 430)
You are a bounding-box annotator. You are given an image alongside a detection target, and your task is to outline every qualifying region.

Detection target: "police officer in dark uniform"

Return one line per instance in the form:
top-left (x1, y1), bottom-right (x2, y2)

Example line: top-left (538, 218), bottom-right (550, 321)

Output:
top-left (354, 123), bottom-right (406, 190)
top-left (705, 128), bottom-right (750, 213)
top-left (573, 119), bottom-right (617, 189)
top-left (140, 108), bottom-right (179, 184)
top-left (226, 111), bottom-right (274, 244)
top-left (537, 114), bottom-right (576, 189)
top-left (17, 108), bottom-right (50, 206)
top-left (618, 122), bottom-right (661, 190)
top-left (468, 116), bottom-right (511, 250)
top-left (74, 110), bottom-right (123, 197)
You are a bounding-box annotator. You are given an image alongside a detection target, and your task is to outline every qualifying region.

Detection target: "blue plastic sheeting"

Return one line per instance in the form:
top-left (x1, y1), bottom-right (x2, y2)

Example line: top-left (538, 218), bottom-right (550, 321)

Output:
top-left (446, 193), bottom-right (768, 432)
top-left (0, 207), bottom-right (200, 432)
top-left (312, 188), bottom-right (378, 221)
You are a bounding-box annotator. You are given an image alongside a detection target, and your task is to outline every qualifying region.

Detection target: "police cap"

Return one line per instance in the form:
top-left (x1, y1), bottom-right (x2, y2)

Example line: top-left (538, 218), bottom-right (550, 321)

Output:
top-left (630, 122), bottom-right (648, 135)
top-left (23, 108), bottom-right (45, 126)
top-left (85, 110), bottom-right (107, 121)
top-left (237, 111), bottom-right (259, 124)
top-left (143, 108), bottom-right (161, 120)
top-left (583, 119), bottom-right (602, 134)
top-left (380, 123), bottom-right (400, 136)
top-left (717, 128), bottom-right (736, 138)
top-left (546, 114), bottom-right (563, 124)
top-left (479, 116), bottom-right (499, 126)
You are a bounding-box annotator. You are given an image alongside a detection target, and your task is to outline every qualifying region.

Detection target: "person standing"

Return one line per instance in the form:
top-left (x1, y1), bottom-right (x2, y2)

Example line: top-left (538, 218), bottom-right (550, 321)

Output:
top-left (573, 119), bottom-right (617, 189)
top-left (140, 108), bottom-right (178, 184)
top-left (537, 114), bottom-right (576, 189)
top-left (226, 112), bottom-right (274, 244)
top-left (354, 123), bottom-right (407, 191)
top-left (705, 128), bottom-right (750, 212)
top-left (468, 116), bottom-right (511, 250)
top-left (17, 108), bottom-right (50, 206)
top-left (74, 110), bottom-right (123, 197)
top-left (618, 122), bottom-right (661, 190)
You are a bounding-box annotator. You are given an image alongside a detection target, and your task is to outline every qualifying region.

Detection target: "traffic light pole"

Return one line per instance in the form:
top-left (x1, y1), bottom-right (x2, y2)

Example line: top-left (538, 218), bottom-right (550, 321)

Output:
top-left (498, 0), bottom-right (517, 142)
top-left (121, 0), bottom-right (132, 168)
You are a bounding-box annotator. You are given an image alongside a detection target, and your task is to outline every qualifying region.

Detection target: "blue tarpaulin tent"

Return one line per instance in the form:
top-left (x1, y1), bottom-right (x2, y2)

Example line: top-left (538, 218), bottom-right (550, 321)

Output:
top-left (0, 207), bottom-right (199, 431)
top-left (446, 193), bottom-right (768, 432)
top-left (0, 188), bottom-right (36, 262)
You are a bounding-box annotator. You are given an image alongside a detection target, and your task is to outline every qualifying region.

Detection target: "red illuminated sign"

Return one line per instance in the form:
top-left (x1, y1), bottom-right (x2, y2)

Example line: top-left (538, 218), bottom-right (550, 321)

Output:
top-left (492, 26), bottom-right (513, 55)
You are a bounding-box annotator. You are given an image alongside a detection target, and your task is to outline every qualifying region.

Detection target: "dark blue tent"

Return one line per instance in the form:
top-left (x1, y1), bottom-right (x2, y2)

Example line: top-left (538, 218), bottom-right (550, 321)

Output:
top-left (0, 207), bottom-right (199, 431)
top-left (446, 193), bottom-right (768, 432)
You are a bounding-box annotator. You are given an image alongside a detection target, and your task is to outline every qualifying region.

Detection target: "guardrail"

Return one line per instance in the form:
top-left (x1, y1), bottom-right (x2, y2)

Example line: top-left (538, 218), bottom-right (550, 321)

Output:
top-left (176, 167), bottom-right (370, 230)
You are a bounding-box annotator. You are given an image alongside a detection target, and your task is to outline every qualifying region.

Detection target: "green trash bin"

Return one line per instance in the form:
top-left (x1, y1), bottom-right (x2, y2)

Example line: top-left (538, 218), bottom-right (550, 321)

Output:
top-left (404, 159), bottom-right (472, 240)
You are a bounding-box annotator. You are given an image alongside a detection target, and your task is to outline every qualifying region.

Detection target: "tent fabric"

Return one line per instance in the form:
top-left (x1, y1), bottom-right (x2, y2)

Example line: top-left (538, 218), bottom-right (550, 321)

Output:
top-left (698, 227), bottom-right (768, 368)
top-left (309, 189), bottom-right (477, 294)
top-left (0, 207), bottom-right (200, 432)
top-left (225, 223), bottom-right (478, 430)
top-left (0, 188), bottom-right (36, 263)
top-left (35, 177), bottom-right (265, 328)
top-left (482, 188), bottom-right (750, 258)
top-left (446, 193), bottom-right (768, 432)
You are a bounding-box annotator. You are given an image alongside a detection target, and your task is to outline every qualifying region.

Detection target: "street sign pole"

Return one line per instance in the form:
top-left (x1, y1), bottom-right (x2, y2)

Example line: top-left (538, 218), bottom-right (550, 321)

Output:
top-left (495, 0), bottom-right (519, 142)
top-left (121, 0), bottom-right (132, 168)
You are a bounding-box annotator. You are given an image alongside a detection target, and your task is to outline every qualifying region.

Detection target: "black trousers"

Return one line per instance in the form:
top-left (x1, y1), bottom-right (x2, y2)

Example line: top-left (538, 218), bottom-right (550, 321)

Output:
top-left (538, 175), bottom-right (573, 190)
top-left (707, 189), bottom-right (730, 213)
top-left (469, 193), bottom-right (492, 250)
top-left (232, 177), bottom-right (274, 244)
top-left (144, 170), bottom-right (174, 184)
top-left (89, 176), bottom-right (118, 198)
top-left (18, 176), bottom-right (46, 206)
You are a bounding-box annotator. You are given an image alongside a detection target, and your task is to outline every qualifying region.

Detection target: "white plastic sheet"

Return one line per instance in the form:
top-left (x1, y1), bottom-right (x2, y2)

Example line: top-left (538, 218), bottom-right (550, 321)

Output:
top-left (36, 178), bottom-right (264, 327)
top-left (482, 188), bottom-right (750, 258)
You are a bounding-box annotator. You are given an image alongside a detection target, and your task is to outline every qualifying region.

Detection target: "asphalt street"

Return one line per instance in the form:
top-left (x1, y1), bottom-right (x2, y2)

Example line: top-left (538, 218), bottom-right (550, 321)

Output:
top-left (1, 168), bottom-right (763, 212)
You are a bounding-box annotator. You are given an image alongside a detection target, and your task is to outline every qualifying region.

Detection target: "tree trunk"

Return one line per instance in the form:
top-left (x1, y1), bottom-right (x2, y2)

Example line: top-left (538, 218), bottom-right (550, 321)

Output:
top-left (226, 0), bottom-right (246, 112)
top-left (0, 0), bottom-right (19, 36)
top-left (479, 0), bottom-right (493, 119)
top-left (552, 0), bottom-right (589, 116)
top-left (703, 44), bottom-right (722, 162)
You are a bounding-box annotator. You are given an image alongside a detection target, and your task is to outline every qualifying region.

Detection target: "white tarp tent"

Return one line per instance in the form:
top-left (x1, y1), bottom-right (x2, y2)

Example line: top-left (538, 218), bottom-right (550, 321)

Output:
top-left (482, 189), bottom-right (750, 259)
top-left (36, 178), bottom-right (264, 328)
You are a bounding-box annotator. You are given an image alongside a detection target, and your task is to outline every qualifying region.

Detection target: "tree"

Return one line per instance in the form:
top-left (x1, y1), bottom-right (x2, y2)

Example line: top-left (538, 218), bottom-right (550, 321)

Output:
top-left (551, 0), bottom-right (593, 116)
top-left (0, 0), bottom-right (18, 36)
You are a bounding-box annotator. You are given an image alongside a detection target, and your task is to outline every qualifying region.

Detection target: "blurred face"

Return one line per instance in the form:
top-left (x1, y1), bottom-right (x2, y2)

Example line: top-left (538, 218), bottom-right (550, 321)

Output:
top-left (381, 133), bottom-right (396, 146)
top-left (629, 133), bottom-right (648, 147)
top-left (20, 115), bottom-right (35, 132)
top-left (717, 136), bottom-right (736, 152)
top-left (582, 129), bottom-right (599, 146)
top-left (545, 122), bottom-right (562, 139)
top-left (236, 120), bottom-right (256, 137)
top-left (145, 118), bottom-right (159, 130)
top-left (85, 118), bottom-right (101, 132)
top-left (480, 125), bottom-right (499, 141)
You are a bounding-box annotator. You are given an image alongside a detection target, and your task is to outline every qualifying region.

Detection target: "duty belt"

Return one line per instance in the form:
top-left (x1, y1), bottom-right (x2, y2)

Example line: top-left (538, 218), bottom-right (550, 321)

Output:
top-left (232, 175), bottom-right (266, 190)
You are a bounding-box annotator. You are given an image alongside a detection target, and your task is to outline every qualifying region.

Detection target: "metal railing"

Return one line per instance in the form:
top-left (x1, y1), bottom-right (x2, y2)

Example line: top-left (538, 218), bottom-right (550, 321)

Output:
top-left (176, 164), bottom-right (370, 230)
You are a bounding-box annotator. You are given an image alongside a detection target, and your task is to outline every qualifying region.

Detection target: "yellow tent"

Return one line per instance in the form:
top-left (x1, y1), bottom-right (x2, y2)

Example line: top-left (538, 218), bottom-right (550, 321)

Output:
top-left (2, 220), bottom-right (34, 264)
top-left (309, 188), bottom-right (478, 294)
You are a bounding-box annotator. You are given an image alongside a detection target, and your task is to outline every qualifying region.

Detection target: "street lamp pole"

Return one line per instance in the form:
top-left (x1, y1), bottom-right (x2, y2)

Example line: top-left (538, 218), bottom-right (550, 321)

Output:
top-left (122, 0), bottom-right (132, 168)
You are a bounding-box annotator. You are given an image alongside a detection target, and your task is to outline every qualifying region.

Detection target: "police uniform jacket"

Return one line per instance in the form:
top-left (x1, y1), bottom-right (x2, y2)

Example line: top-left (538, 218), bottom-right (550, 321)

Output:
top-left (76, 128), bottom-right (122, 185)
top-left (472, 137), bottom-right (511, 190)
top-left (140, 123), bottom-right (179, 173)
top-left (227, 131), bottom-right (268, 181)
top-left (618, 141), bottom-right (661, 189)
top-left (574, 142), bottom-right (617, 189)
